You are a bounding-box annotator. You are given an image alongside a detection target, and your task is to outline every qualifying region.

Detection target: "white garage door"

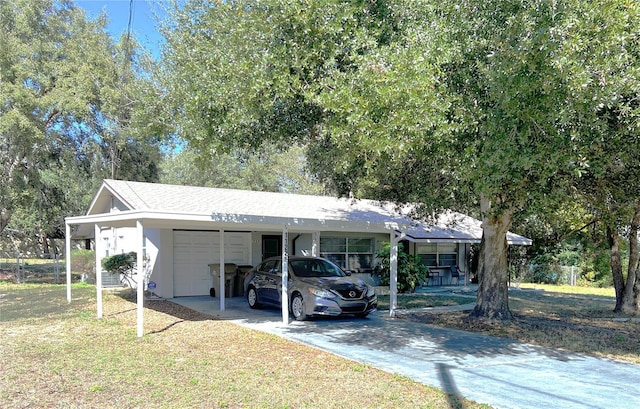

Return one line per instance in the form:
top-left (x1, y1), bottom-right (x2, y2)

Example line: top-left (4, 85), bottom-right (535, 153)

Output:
top-left (173, 230), bottom-right (251, 297)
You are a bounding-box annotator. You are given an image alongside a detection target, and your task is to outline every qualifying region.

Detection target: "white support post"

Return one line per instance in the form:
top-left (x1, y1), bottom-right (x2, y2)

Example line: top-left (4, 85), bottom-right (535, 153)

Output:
top-left (463, 243), bottom-right (470, 289)
top-left (389, 232), bottom-right (399, 317)
top-left (281, 226), bottom-right (289, 324)
top-left (136, 220), bottom-right (144, 337)
top-left (219, 229), bottom-right (225, 312)
top-left (65, 223), bottom-right (72, 303)
top-left (95, 224), bottom-right (103, 319)
top-left (311, 231), bottom-right (320, 257)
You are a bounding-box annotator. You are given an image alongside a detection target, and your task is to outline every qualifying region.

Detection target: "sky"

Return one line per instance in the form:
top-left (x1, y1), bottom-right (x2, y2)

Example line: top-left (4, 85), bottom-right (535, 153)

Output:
top-left (75, 0), bottom-right (169, 58)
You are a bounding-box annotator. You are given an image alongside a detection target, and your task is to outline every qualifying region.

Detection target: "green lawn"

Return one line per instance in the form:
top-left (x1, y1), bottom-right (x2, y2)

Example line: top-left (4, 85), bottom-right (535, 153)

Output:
top-left (0, 283), bottom-right (490, 409)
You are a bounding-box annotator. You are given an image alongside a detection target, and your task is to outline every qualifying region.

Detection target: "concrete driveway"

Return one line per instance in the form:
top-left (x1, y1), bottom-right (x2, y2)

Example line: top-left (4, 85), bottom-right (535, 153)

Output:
top-left (171, 296), bottom-right (640, 409)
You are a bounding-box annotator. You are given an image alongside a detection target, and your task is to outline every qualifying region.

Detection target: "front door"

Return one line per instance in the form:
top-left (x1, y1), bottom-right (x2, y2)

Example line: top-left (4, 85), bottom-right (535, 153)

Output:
top-left (262, 235), bottom-right (282, 260)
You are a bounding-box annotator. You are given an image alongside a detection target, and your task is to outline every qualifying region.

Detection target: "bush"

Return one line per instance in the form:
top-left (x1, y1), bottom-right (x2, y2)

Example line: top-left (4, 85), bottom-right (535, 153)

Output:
top-left (70, 249), bottom-right (95, 276)
top-left (101, 252), bottom-right (137, 287)
top-left (528, 254), bottom-right (564, 284)
top-left (374, 243), bottom-right (427, 293)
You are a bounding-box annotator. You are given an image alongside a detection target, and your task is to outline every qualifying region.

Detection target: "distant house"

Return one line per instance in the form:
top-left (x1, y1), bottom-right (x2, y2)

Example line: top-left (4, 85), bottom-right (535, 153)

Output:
top-left (66, 179), bottom-right (530, 299)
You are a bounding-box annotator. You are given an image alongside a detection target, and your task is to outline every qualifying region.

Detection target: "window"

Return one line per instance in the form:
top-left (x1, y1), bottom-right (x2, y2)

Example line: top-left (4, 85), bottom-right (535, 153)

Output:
top-left (417, 243), bottom-right (458, 267)
top-left (103, 237), bottom-right (110, 257)
top-left (258, 259), bottom-right (280, 274)
top-left (320, 237), bottom-right (374, 272)
top-left (419, 254), bottom-right (437, 267)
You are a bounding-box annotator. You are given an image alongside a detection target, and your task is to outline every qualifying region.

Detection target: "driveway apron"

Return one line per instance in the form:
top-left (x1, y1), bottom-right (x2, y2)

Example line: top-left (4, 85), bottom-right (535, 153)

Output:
top-left (171, 297), bottom-right (640, 409)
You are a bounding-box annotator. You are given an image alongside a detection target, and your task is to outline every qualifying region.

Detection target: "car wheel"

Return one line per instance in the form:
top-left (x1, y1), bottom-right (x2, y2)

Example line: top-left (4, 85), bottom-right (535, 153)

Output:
top-left (291, 293), bottom-right (307, 321)
top-left (247, 286), bottom-right (261, 309)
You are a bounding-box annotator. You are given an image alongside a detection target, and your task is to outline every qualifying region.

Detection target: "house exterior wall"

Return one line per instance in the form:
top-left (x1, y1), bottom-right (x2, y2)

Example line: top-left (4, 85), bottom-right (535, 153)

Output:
top-left (153, 229), bottom-right (174, 299)
top-left (104, 227), bottom-right (474, 298)
top-left (96, 225), bottom-right (161, 292)
top-left (110, 196), bottom-right (129, 212)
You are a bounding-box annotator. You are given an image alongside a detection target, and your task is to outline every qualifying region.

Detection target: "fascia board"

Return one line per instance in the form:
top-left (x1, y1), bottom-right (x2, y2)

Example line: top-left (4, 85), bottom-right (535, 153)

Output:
top-left (404, 233), bottom-right (532, 246)
top-left (66, 210), bottom-right (403, 234)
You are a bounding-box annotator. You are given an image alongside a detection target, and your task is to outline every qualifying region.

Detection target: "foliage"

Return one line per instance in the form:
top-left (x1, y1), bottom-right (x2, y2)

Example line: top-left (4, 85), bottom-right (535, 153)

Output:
top-left (160, 0), bottom-right (640, 317)
top-left (528, 255), bottom-right (565, 285)
top-left (101, 252), bottom-right (136, 287)
top-left (160, 144), bottom-right (326, 194)
top-left (0, 0), bottom-right (168, 249)
top-left (375, 242), bottom-right (427, 293)
top-left (70, 249), bottom-right (95, 276)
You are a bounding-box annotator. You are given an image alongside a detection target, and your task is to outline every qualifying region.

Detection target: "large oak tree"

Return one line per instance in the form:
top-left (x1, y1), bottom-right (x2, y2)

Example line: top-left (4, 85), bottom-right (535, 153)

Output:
top-left (1, 0), bottom-right (167, 251)
top-left (162, 0), bottom-right (640, 318)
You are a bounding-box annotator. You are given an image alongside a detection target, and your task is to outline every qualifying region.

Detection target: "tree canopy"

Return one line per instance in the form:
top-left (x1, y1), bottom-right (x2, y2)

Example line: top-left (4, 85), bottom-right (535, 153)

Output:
top-left (162, 0), bottom-right (640, 317)
top-left (0, 0), bottom-right (168, 250)
top-left (3, 0), bottom-right (637, 314)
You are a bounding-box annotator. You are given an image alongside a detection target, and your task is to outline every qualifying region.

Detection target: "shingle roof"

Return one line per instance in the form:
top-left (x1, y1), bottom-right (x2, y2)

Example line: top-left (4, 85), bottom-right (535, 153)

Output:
top-left (100, 179), bottom-right (404, 224)
top-left (83, 179), bottom-right (531, 245)
top-left (405, 211), bottom-right (531, 245)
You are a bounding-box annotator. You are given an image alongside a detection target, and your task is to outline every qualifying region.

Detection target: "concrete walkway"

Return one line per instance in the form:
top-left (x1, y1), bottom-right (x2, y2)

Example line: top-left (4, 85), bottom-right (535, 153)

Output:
top-left (171, 295), bottom-right (640, 409)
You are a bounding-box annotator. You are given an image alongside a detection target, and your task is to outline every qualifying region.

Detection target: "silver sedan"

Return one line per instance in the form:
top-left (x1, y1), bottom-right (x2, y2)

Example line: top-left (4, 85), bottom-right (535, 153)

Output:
top-left (245, 256), bottom-right (377, 320)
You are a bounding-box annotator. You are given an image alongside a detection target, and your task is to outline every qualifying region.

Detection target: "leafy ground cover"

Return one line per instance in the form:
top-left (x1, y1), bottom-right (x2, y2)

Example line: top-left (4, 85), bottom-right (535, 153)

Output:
top-left (0, 283), bottom-right (489, 409)
top-left (386, 285), bottom-right (640, 364)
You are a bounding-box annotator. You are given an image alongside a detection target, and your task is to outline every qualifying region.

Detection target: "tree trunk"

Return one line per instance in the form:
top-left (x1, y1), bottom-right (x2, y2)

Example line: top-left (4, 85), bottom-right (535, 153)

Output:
top-left (609, 226), bottom-right (625, 313)
top-left (475, 236), bottom-right (485, 285)
top-left (41, 230), bottom-right (51, 258)
top-left (621, 201), bottom-right (640, 314)
top-left (0, 208), bottom-right (10, 235)
top-left (471, 194), bottom-right (514, 320)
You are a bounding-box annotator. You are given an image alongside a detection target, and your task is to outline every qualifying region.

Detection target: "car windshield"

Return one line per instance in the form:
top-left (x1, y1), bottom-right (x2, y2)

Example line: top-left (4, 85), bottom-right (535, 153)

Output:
top-left (290, 259), bottom-right (346, 278)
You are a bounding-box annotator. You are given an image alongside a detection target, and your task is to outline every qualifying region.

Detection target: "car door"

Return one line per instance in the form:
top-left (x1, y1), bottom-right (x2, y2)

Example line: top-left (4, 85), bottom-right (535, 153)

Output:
top-left (262, 260), bottom-right (281, 305)
top-left (253, 260), bottom-right (276, 303)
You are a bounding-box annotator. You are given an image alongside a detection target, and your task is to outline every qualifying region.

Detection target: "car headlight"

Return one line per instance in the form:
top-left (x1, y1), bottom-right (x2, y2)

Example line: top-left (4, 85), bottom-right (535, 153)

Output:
top-left (309, 287), bottom-right (336, 299)
top-left (366, 286), bottom-right (376, 297)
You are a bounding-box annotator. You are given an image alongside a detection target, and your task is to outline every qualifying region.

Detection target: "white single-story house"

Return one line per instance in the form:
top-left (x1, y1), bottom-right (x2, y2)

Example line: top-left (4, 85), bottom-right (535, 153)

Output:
top-left (64, 179), bottom-right (531, 336)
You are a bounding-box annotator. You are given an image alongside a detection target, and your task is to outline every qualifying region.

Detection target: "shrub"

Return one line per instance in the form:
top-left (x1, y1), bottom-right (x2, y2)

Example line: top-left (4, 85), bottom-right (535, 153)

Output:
top-left (528, 254), bottom-right (563, 284)
top-left (374, 243), bottom-right (427, 293)
top-left (70, 249), bottom-right (95, 277)
top-left (101, 252), bottom-right (137, 287)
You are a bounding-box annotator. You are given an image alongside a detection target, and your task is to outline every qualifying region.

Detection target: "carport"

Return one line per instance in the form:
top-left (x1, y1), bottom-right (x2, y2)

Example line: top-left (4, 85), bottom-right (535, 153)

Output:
top-left (65, 180), bottom-right (410, 337)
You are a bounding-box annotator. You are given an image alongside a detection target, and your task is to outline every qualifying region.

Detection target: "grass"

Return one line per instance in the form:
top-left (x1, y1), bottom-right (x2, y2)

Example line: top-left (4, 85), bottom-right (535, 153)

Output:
top-left (517, 282), bottom-right (615, 296)
top-left (0, 283), bottom-right (489, 409)
top-left (0, 258), bottom-right (69, 284)
top-left (2, 278), bottom-right (637, 408)
top-left (394, 285), bottom-right (640, 364)
top-left (376, 293), bottom-right (475, 310)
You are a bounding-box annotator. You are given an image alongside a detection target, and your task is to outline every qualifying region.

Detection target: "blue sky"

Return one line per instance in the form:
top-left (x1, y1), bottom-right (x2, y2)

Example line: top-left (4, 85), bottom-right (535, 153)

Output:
top-left (75, 0), bottom-right (169, 58)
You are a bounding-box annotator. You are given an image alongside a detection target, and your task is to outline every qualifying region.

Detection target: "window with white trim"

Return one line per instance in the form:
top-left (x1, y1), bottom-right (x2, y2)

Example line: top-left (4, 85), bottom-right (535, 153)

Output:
top-left (417, 243), bottom-right (458, 267)
top-left (320, 237), bottom-right (374, 272)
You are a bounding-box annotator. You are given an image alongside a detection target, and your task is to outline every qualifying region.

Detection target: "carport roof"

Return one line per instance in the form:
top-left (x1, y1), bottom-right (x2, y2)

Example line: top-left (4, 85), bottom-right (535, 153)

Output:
top-left (67, 179), bottom-right (531, 245)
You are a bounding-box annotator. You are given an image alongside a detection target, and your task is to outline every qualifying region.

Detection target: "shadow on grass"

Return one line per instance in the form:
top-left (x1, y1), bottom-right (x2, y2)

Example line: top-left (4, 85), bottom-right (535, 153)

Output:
top-left (107, 291), bottom-right (218, 335)
top-left (111, 291), bottom-right (216, 335)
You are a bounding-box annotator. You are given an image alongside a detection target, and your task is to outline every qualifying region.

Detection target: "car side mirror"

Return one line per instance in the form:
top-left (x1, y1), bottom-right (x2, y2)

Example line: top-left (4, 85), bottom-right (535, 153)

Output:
top-left (344, 270), bottom-right (352, 276)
